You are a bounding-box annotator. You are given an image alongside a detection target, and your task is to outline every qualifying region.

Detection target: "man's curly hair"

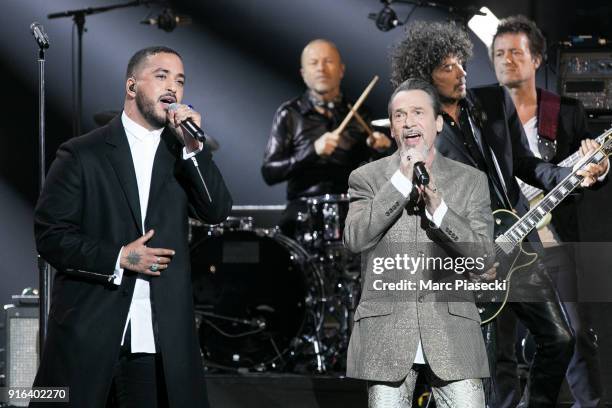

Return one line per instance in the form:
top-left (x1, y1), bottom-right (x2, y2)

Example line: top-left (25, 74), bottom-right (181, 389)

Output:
top-left (390, 21), bottom-right (473, 88)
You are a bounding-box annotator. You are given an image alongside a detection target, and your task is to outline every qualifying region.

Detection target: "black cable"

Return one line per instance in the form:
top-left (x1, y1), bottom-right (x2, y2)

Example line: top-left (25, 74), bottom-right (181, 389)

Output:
top-left (201, 318), bottom-right (264, 339)
top-left (401, 4), bottom-right (420, 25)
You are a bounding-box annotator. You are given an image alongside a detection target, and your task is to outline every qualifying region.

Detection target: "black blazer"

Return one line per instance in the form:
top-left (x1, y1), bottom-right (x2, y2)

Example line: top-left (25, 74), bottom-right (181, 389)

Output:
top-left (542, 92), bottom-right (591, 243)
top-left (32, 115), bottom-right (232, 407)
top-left (435, 85), bottom-right (571, 248)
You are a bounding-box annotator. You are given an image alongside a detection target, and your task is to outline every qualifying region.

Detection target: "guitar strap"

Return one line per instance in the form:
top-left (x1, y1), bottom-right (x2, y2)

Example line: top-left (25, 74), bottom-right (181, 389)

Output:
top-left (536, 88), bottom-right (561, 161)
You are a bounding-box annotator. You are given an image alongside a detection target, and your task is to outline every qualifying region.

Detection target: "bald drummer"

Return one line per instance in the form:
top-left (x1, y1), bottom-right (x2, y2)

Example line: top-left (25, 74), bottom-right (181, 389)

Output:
top-left (261, 39), bottom-right (392, 236)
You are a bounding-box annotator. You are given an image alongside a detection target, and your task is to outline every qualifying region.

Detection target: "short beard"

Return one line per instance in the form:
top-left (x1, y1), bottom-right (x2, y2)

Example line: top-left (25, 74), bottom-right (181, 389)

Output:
top-left (438, 92), bottom-right (463, 106)
top-left (136, 92), bottom-right (166, 129)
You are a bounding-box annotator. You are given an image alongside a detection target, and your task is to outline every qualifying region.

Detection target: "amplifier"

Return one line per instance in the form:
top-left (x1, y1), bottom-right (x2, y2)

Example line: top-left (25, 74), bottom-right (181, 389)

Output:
top-left (1, 304), bottom-right (39, 407)
top-left (558, 49), bottom-right (612, 113)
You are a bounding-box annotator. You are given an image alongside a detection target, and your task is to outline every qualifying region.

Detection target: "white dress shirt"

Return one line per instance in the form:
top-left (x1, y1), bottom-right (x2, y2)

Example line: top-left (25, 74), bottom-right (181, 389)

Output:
top-left (390, 169), bottom-right (448, 365)
top-left (523, 116), bottom-right (541, 158)
top-left (112, 111), bottom-right (201, 353)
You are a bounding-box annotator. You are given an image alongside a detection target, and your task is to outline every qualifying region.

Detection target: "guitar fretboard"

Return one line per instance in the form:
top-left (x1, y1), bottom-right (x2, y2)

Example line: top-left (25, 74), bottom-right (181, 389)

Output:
top-left (518, 130), bottom-right (610, 201)
top-left (496, 133), bottom-right (611, 255)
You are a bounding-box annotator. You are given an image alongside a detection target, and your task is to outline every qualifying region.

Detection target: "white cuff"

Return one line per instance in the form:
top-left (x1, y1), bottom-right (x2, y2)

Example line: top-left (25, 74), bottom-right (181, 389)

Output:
top-left (112, 247), bottom-right (124, 286)
top-left (390, 170), bottom-right (413, 198)
top-left (182, 142), bottom-right (204, 160)
top-left (424, 200), bottom-right (448, 228)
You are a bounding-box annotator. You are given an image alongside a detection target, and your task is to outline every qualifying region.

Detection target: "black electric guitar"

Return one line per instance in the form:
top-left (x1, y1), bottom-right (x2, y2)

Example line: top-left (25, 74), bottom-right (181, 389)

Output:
top-left (517, 130), bottom-right (610, 229)
top-left (477, 128), bottom-right (612, 324)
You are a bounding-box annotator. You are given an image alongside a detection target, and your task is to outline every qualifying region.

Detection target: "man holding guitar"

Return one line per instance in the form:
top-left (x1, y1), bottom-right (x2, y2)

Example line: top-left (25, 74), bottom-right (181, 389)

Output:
top-left (492, 15), bottom-right (607, 407)
top-left (390, 21), bottom-right (608, 407)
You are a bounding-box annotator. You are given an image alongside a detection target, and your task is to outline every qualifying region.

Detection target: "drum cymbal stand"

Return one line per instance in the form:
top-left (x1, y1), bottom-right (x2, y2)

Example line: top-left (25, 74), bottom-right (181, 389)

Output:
top-left (301, 333), bottom-right (326, 373)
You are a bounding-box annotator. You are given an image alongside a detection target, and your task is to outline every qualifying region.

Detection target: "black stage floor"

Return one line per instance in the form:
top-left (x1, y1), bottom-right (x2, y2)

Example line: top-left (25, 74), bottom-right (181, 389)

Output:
top-left (206, 373), bottom-right (367, 408)
top-left (204, 373), bottom-right (612, 408)
top-left (1, 374), bottom-right (609, 407)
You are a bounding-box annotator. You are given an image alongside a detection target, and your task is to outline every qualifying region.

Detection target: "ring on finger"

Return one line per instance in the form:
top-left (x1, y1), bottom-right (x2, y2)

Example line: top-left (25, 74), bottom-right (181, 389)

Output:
top-left (150, 263), bottom-right (159, 272)
top-left (156, 256), bottom-right (160, 264)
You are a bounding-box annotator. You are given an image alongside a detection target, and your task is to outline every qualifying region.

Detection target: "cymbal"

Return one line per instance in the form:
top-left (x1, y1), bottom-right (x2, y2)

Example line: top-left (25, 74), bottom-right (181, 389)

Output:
top-left (371, 118), bottom-right (390, 127)
top-left (92, 110), bottom-right (220, 151)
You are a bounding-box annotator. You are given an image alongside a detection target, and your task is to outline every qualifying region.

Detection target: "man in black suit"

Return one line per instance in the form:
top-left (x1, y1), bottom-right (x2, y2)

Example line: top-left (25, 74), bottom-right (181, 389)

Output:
top-left (492, 15), bottom-right (605, 407)
top-left (32, 46), bottom-right (232, 407)
top-left (390, 21), bottom-right (607, 407)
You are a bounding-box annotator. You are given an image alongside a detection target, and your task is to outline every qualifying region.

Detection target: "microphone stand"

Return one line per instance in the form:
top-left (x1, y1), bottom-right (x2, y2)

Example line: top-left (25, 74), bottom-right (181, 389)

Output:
top-left (47, 0), bottom-right (161, 137)
top-left (34, 33), bottom-right (51, 354)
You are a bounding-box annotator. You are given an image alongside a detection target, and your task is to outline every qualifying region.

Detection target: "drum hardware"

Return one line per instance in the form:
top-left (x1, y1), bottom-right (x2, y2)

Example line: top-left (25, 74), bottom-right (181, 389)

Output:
top-left (299, 333), bottom-right (326, 373)
top-left (196, 309), bottom-right (267, 331)
top-left (195, 309), bottom-right (267, 344)
top-left (298, 193), bottom-right (361, 372)
top-left (190, 193), bottom-right (360, 374)
top-left (191, 227), bottom-right (327, 372)
top-left (188, 216), bottom-right (254, 230)
top-left (298, 194), bottom-right (351, 249)
top-left (189, 216), bottom-right (254, 242)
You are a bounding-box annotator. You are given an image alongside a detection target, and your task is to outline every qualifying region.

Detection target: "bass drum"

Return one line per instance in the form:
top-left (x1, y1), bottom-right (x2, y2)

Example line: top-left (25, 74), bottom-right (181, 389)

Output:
top-left (190, 228), bottom-right (324, 371)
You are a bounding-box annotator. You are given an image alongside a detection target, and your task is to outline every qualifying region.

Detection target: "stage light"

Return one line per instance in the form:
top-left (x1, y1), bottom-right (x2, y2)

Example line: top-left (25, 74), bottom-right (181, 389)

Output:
top-left (369, 1), bottom-right (402, 32)
top-left (141, 8), bottom-right (192, 32)
top-left (467, 7), bottom-right (500, 48)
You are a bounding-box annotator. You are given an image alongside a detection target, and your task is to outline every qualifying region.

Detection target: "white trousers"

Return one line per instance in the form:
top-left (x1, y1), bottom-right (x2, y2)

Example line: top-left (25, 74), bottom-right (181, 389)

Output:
top-left (367, 365), bottom-right (485, 408)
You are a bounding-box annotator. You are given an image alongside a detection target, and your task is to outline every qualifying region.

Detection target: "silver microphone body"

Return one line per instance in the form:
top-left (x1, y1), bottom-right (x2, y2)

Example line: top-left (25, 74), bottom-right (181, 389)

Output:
top-left (30, 22), bottom-right (50, 49)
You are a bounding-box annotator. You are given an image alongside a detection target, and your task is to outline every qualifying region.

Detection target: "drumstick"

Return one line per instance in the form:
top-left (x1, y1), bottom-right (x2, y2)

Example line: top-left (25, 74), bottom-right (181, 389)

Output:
top-left (347, 103), bottom-right (374, 137)
top-left (334, 75), bottom-right (379, 135)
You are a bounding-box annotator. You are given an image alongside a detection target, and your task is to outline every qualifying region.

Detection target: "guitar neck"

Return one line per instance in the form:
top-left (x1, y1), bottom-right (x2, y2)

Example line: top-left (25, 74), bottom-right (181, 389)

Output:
top-left (519, 130), bottom-right (610, 201)
top-left (497, 130), bottom-right (612, 254)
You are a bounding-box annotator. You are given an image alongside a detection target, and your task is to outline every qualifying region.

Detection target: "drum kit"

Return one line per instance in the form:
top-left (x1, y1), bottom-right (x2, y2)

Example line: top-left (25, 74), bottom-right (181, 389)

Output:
top-left (189, 194), bottom-right (360, 374)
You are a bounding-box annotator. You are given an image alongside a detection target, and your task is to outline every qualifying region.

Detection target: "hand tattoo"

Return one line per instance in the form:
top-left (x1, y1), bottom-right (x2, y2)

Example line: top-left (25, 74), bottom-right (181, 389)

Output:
top-left (127, 250), bottom-right (141, 266)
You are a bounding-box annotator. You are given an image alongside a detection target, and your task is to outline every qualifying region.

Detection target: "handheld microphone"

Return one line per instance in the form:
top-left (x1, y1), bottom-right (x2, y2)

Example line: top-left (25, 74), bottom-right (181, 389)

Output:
top-left (168, 103), bottom-right (207, 142)
top-left (413, 161), bottom-right (430, 187)
top-left (30, 22), bottom-right (50, 49)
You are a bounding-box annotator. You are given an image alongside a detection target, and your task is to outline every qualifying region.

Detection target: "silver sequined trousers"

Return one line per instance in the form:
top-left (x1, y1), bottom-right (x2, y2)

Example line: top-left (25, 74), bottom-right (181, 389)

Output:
top-left (368, 365), bottom-right (485, 408)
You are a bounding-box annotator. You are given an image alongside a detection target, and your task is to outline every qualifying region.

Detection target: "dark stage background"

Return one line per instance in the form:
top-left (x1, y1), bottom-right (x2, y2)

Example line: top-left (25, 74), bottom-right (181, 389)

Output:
top-left (1, 0), bottom-right (612, 404)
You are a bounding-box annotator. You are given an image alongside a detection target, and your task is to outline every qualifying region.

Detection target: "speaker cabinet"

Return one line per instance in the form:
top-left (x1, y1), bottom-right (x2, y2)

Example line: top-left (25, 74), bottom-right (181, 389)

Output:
top-left (2, 305), bottom-right (39, 407)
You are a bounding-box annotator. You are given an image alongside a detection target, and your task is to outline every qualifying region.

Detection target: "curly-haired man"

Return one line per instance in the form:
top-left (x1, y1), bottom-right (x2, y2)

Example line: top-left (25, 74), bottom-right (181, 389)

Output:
top-left (390, 21), bottom-right (608, 407)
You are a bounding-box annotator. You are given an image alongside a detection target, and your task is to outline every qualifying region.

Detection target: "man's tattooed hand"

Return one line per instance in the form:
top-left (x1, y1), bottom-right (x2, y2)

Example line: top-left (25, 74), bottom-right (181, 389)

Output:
top-left (126, 250), bottom-right (141, 266)
top-left (119, 230), bottom-right (175, 276)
